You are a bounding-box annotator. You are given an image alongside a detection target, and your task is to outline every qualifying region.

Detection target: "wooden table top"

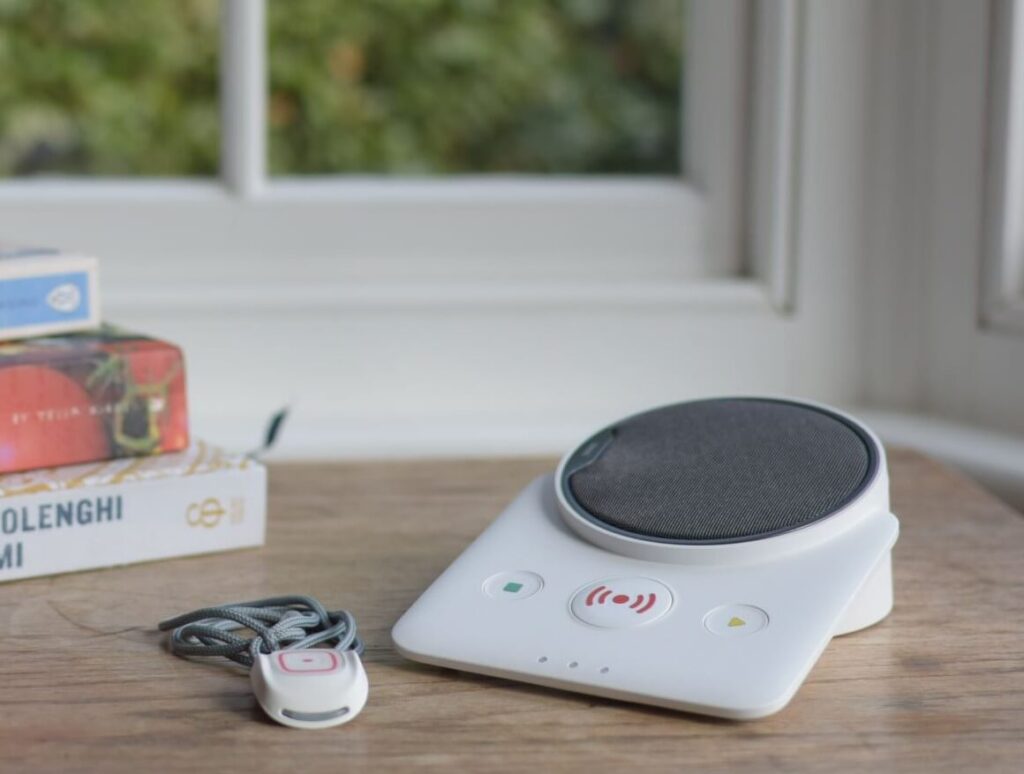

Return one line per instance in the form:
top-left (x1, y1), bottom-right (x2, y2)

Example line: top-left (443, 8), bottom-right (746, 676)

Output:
top-left (1, 449), bottom-right (1022, 772)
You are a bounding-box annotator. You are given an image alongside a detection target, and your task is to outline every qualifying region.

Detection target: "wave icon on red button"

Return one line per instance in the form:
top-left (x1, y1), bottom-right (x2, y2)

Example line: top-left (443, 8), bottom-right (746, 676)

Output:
top-left (571, 577), bottom-right (672, 628)
top-left (584, 584), bottom-right (658, 614)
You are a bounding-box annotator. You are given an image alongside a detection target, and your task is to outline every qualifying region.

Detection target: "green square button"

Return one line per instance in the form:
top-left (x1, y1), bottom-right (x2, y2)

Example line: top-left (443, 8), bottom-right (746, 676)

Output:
top-left (485, 571), bottom-right (543, 601)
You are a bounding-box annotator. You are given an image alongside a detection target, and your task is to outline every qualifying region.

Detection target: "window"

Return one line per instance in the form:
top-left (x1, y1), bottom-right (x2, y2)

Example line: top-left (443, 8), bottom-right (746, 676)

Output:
top-left (0, 0), bottom-right (818, 452)
top-left (0, 1), bottom-right (797, 308)
top-left (983, 0), bottom-right (1024, 333)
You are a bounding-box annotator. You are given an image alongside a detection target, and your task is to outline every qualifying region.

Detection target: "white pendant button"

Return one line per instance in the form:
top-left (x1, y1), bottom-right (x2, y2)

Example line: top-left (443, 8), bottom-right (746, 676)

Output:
top-left (570, 577), bottom-right (673, 628)
top-left (251, 649), bottom-right (369, 729)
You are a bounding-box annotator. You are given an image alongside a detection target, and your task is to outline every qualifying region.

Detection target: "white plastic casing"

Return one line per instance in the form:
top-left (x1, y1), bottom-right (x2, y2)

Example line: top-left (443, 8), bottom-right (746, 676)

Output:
top-left (250, 649), bottom-right (368, 729)
top-left (392, 403), bottom-right (899, 720)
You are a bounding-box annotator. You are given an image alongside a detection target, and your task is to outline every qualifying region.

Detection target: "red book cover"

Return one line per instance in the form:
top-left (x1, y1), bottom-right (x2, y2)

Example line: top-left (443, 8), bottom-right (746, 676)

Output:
top-left (0, 326), bottom-right (188, 473)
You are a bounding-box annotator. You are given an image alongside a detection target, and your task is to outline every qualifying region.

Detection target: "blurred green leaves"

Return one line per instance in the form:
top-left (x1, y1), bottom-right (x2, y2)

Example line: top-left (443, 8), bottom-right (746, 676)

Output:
top-left (268, 0), bottom-right (683, 174)
top-left (0, 0), bottom-right (219, 176)
top-left (0, 0), bottom-right (683, 177)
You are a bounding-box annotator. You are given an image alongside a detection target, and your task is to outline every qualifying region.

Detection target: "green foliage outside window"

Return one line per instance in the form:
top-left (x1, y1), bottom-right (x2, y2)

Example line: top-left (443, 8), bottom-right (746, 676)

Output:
top-left (0, 0), bottom-right (682, 177)
top-left (268, 0), bottom-right (684, 174)
top-left (0, 0), bottom-right (220, 176)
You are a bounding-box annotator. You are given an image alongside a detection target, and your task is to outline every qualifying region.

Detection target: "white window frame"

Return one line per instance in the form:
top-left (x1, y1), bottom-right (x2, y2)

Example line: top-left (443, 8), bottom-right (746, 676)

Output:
top-left (0, 0), bottom-right (800, 317)
top-left (982, 0), bottom-right (1024, 333)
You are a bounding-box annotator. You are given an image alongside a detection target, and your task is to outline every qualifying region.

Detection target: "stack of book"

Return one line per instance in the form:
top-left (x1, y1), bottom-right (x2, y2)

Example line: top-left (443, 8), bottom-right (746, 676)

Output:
top-left (0, 246), bottom-right (266, 582)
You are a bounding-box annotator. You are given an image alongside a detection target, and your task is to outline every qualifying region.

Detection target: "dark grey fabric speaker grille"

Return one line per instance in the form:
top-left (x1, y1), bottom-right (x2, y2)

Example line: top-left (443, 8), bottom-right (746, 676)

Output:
top-left (562, 399), bottom-right (877, 544)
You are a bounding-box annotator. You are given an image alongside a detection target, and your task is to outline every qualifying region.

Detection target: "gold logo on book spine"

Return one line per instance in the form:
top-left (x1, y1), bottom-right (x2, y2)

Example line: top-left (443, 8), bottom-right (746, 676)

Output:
top-left (186, 497), bottom-right (226, 528)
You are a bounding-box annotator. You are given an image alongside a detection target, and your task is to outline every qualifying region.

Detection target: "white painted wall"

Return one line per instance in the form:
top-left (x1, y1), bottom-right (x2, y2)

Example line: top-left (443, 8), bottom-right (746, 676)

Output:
top-left (858, 0), bottom-right (1024, 508)
top-left (864, 0), bottom-right (1024, 435)
top-left (921, 0), bottom-right (1024, 436)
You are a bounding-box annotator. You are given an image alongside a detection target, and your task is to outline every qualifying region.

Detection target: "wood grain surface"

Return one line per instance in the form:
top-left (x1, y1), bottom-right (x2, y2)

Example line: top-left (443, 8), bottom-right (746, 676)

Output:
top-left (1, 449), bottom-right (1022, 773)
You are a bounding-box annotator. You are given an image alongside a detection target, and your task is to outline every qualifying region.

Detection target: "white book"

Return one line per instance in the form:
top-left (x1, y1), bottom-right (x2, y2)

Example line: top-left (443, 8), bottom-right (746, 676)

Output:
top-left (0, 441), bottom-right (266, 582)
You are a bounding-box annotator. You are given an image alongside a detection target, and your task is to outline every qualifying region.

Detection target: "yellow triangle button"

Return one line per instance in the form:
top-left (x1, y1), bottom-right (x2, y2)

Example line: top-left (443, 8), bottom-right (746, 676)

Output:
top-left (727, 616), bottom-right (747, 628)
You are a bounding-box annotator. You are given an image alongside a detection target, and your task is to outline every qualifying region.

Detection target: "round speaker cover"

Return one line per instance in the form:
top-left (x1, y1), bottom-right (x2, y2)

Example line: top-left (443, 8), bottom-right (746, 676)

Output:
top-left (560, 398), bottom-right (879, 545)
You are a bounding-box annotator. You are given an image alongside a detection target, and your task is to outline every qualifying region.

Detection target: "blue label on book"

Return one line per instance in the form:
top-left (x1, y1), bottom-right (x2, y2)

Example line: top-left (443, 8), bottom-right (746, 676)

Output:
top-left (0, 271), bottom-right (91, 329)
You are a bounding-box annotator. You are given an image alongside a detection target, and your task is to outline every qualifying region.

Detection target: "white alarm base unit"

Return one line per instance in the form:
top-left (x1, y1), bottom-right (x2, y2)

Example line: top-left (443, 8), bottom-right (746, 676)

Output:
top-left (392, 398), bottom-right (900, 720)
top-left (392, 474), bottom-right (897, 719)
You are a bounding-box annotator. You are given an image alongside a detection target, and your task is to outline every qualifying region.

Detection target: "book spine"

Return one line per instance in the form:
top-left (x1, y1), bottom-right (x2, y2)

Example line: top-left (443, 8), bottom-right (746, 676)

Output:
top-left (0, 463), bottom-right (266, 582)
top-left (0, 252), bottom-right (100, 341)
